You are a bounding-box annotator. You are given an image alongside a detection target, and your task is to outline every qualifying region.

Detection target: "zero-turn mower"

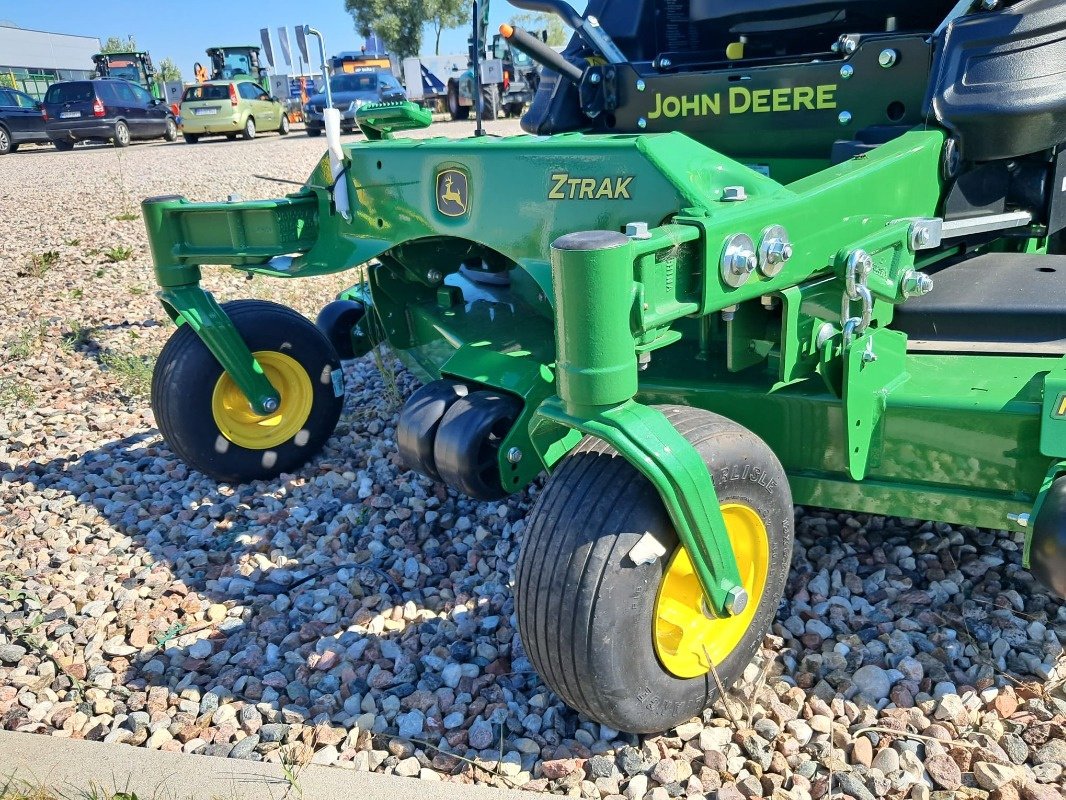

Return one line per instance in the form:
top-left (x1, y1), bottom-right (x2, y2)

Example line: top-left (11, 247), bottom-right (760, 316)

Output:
top-left (141, 0), bottom-right (1066, 733)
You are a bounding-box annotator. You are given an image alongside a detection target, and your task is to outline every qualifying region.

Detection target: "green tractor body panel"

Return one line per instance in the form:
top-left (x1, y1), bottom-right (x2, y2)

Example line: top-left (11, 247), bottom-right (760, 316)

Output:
top-left (207, 46), bottom-right (270, 92)
top-left (92, 51), bottom-right (163, 100)
top-left (142, 0), bottom-right (1066, 615)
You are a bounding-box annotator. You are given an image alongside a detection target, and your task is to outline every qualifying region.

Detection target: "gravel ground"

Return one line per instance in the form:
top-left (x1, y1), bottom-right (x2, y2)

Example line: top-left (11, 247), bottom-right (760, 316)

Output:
top-left (1, 120), bottom-right (1065, 800)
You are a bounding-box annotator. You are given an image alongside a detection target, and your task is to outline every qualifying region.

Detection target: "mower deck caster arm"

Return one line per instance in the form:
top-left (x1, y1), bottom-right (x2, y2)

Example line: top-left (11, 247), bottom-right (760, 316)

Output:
top-left (533, 229), bottom-right (745, 619)
top-left (157, 285), bottom-right (281, 416)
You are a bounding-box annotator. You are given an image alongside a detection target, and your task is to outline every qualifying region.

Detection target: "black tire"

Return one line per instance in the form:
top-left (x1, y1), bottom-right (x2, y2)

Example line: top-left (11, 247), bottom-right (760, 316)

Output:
top-left (113, 120), bottom-right (130, 148)
top-left (0, 125), bottom-right (11, 156)
top-left (183, 133), bottom-right (200, 144)
top-left (447, 82), bottom-right (470, 121)
top-left (52, 140), bottom-right (74, 151)
top-left (397, 380), bottom-right (469, 482)
top-left (226, 133), bottom-right (238, 140)
top-left (433, 390), bottom-right (520, 500)
top-left (315, 299), bottom-right (366, 360)
top-left (151, 300), bottom-right (344, 483)
top-left (505, 102), bottom-right (524, 118)
top-left (8, 143), bottom-right (18, 153)
top-left (242, 117), bottom-right (256, 140)
top-left (480, 84), bottom-right (500, 120)
top-left (163, 117), bottom-right (178, 142)
top-left (515, 406), bottom-right (793, 734)
top-left (278, 112), bottom-right (290, 135)
top-left (306, 128), bottom-right (322, 137)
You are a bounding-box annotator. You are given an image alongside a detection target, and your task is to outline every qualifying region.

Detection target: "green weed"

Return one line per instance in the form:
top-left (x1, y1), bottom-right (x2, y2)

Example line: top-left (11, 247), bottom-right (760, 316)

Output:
top-left (104, 246), bottom-right (134, 263)
top-left (100, 352), bottom-right (154, 397)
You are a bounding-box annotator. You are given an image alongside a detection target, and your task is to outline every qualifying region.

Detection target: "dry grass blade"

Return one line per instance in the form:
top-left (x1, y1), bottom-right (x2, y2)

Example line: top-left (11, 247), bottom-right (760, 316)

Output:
top-left (703, 645), bottom-right (743, 730)
top-left (379, 735), bottom-right (520, 789)
top-left (851, 725), bottom-right (979, 747)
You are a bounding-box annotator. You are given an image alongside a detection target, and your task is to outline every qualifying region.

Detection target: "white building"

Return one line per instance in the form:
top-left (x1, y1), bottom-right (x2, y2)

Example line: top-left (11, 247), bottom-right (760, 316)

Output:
top-left (0, 23), bottom-right (99, 98)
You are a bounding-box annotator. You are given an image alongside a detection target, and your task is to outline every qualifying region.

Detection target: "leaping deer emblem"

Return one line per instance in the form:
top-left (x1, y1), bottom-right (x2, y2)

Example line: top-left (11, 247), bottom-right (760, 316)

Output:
top-left (440, 175), bottom-right (466, 213)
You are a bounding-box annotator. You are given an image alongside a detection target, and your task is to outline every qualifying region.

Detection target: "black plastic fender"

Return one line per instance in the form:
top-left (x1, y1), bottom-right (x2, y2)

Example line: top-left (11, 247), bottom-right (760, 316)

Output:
top-left (1031, 476), bottom-right (1066, 599)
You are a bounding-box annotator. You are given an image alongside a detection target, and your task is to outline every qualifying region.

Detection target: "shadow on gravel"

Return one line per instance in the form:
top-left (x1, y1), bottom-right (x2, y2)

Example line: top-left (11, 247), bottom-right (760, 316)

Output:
top-left (3, 384), bottom-right (597, 772)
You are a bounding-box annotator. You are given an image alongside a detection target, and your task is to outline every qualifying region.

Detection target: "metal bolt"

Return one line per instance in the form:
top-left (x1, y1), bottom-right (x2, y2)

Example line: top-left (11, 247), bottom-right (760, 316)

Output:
top-left (901, 270), bottom-right (934, 298)
top-left (842, 37), bottom-right (858, 54)
top-left (840, 64), bottom-right (854, 79)
top-left (878, 49), bottom-right (898, 68)
top-left (725, 586), bottom-right (749, 615)
top-left (721, 304), bottom-right (738, 322)
top-left (765, 240), bottom-right (792, 265)
top-left (721, 186), bottom-right (748, 202)
top-left (638, 352), bottom-right (652, 370)
top-left (635, 79), bottom-right (646, 92)
top-left (426, 269), bottom-right (442, 283)
top-left (979, 0), bottom-right (998, 10)
top-left (625, 221), bottom-right (651, 239)
top-left (838, 111), bottom-right (853, 126)
top-left (589, 72), bottom-right (601, 84)
top-left (261, 397), bottom-right (279, 413)
top-left (506, 447), bottom-right (523, 464)
top-left (758, 225), bottom-right (792, 277)
top-left (638, 117), bottom-right (647, 129)
top-left (862, 339), bottom-right (878, 363)
top-left (660, 57), bottom-right (672, 68)
top-left (721, 233), bottom-right (758, 288)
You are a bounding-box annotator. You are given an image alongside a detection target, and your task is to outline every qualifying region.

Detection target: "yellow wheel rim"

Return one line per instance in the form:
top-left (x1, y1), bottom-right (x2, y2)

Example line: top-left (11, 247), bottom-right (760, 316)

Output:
top-left (211, 351), bottom-right (314, 450)
top-left (653, 503), bottom-right (770, 678)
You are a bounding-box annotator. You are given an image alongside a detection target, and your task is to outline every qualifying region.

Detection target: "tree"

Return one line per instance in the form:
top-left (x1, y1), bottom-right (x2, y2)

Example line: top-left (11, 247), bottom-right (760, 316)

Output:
top-left (157, 57), bottom-right (182, 83)
top-left (427, 0), bottom-right (468, 55)
top-left (511, 11), bottom-right (568, 47)
top-left (100, 35), bottom-right (137, 53)
top-left (344, 0), bottom-right (425, 62)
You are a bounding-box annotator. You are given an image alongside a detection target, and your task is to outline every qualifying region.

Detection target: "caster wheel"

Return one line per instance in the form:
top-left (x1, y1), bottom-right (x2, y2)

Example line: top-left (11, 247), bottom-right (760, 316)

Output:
top-left (516, 406), bottom-right (793, 733)
top-left (397, 380), bottom-right (468, 482)
top-left (433, 390), bottom-right (520, 500)
top-left (315, 299), bottom-right (366, 360)
top-left (151, 299), bottom-right (344, 483)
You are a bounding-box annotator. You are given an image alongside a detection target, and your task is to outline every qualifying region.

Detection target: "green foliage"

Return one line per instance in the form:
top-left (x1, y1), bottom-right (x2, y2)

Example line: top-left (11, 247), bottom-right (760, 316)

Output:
top-left (511, 11), bottom-right (568, 47)
top-left (343, 0), bottom-right (424, 61)
top-left (99, 35), bottom-right (137, 54)
top-left (100, 351), bottom-right (154, 397)
top-left (156, 57), bottom-right (182, 83)
top-left (0, 73), bottom-right (15, 90)
top-left (427, 0), bottom-right (469, 55)
top-left (105, 245), bottom-right (133, 263)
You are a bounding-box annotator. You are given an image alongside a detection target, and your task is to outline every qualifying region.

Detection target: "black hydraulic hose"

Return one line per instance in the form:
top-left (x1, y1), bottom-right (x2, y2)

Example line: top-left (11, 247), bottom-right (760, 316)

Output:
top-left (500, 24), bottom-right (583, 83)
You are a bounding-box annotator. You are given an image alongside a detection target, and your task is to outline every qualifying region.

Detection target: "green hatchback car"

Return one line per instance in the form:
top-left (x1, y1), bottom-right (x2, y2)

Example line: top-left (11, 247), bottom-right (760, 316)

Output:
top-left (179, 80), bottom-right (290, 143)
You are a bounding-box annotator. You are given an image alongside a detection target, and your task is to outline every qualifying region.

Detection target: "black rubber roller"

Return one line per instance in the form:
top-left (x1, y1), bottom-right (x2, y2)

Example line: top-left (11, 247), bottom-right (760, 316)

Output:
top-left (315, 300), bottom-right (366, 360)
top-left (433, 390), bottom-right (521, 500)
top-left (397, 380), bottom-right (469, 482)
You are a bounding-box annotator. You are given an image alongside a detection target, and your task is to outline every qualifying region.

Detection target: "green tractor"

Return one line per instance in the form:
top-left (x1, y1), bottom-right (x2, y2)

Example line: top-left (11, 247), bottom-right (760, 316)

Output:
top-left (206, 45), bottom-right (269, 92)
top-left (92, 51), bottom-right (162, 100)
top-left (141, 0), bottom-right (1066, 733)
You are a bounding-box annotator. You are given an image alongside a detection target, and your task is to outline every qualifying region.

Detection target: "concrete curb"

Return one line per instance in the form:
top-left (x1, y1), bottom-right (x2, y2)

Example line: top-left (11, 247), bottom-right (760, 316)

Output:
top-left (0, 731), bottom-right (529, 800)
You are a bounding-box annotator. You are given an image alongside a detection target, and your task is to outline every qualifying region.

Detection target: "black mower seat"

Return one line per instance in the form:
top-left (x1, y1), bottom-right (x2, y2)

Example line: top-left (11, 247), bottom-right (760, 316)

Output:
top-left (894, 253), bottom-right (1066, 355)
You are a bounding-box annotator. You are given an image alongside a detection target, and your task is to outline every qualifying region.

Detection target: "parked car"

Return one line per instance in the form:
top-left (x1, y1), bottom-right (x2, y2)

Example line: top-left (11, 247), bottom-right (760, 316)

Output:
top-left (42, 78), bottom-right (178, 150)
top-left (179, 81), bottom-right (290, 143)
top-left (303, 71), bottom-right (406, 137)
top-left (0, 87), bottom-right (49, 154)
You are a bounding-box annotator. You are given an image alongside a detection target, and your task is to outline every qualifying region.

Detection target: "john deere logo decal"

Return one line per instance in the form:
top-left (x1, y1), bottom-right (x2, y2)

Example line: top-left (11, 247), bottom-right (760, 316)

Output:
top-left (1053, 392), bottom-right (1066, 419)
top-left (436, 169), bottom-right (468, 217)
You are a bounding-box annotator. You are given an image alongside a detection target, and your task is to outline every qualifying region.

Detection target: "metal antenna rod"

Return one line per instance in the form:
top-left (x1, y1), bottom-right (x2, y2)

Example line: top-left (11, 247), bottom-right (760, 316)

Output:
top-left (472, 0), bottom-right (485, 137)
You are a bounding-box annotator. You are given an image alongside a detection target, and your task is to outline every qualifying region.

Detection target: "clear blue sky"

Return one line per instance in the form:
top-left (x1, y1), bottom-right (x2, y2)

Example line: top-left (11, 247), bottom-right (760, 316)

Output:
top-left (0, 0), bottom-right (544, 78)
